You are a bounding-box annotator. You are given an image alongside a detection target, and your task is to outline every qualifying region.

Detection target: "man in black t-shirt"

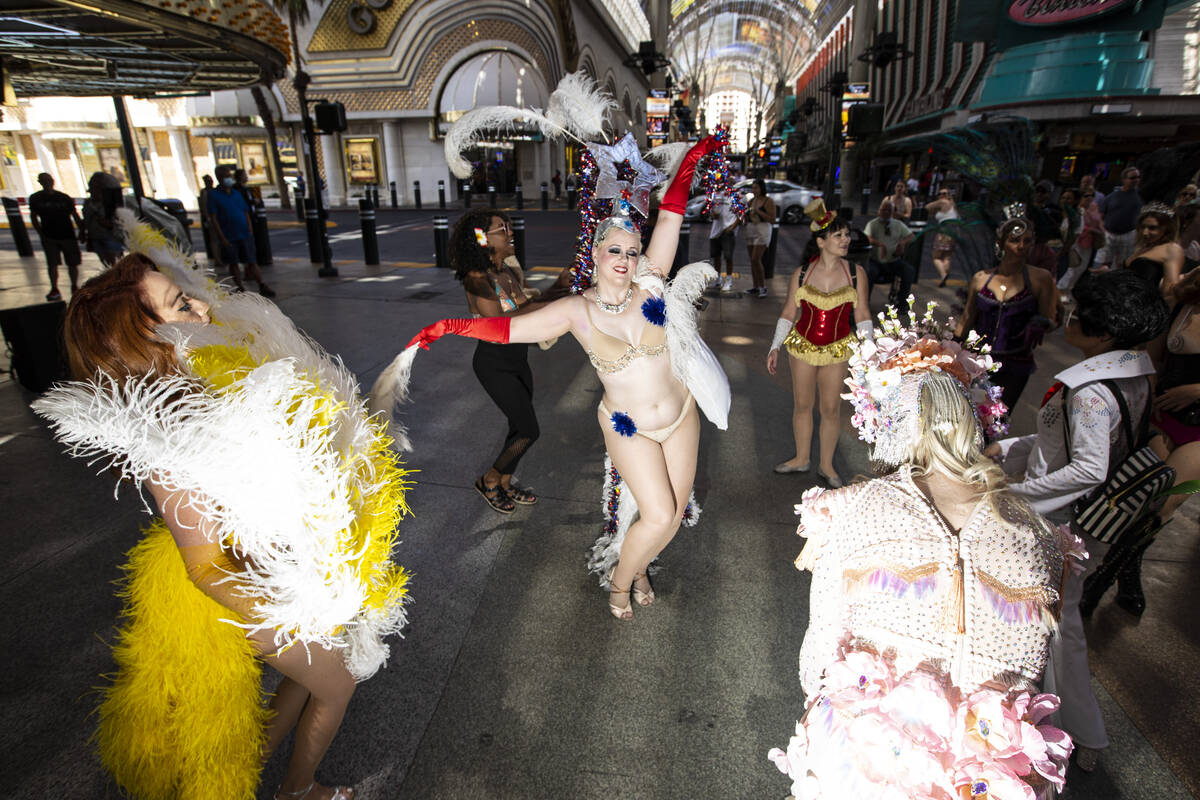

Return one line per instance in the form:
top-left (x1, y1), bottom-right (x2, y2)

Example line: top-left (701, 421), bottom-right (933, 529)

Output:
top-left (28, 172), bottom-right (83, 302)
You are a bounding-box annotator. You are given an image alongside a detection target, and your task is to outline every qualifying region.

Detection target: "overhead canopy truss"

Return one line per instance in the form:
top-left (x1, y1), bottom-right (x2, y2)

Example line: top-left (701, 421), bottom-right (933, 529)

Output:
top-left (0, 0), bottom-right (289, 98)
top-left (668, 0), bottom-right (817, 114)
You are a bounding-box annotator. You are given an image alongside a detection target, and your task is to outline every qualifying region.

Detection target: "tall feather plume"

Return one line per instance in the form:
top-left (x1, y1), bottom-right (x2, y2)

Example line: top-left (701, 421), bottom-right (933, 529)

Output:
top-left (367, 345), bottom-right (420, 452)
top-left (445, 106), bottom-right (552, 179)
top-left (544, 71), bottom-right (616, 140)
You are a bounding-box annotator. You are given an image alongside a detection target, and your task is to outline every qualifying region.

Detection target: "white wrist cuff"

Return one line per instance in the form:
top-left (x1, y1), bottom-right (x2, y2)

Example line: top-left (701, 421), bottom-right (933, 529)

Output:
top-left (856, 319), bottom-right (875, 340)
top-left (770, 318), bottom-right (792, 353)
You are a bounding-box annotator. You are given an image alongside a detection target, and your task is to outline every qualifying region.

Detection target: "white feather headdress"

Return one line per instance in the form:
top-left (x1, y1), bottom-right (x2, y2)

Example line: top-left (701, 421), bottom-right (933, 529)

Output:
top-left (444, 71), bottom-right (617, 179)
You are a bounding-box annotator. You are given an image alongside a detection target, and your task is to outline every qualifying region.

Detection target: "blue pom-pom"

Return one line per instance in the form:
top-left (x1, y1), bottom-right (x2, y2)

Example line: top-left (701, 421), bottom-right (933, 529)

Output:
top-left (641, 296), bottom-right (667, 326)
top-left (611, 411), bottom-right (637, 438)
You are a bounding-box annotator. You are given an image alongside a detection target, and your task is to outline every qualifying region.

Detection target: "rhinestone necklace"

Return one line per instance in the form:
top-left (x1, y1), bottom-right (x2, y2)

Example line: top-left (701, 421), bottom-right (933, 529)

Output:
top-left (590, 286), bottom-right (633, 314)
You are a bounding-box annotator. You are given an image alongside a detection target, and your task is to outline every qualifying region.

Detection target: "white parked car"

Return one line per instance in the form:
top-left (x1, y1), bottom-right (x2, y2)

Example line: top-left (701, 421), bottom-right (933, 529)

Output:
top-left (683, 179), bottom-right (823, 225)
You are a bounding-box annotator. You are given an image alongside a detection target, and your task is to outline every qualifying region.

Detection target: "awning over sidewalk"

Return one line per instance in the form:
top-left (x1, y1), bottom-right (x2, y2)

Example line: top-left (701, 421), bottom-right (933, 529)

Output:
top-left (0, 0), bottom-right (289, 97)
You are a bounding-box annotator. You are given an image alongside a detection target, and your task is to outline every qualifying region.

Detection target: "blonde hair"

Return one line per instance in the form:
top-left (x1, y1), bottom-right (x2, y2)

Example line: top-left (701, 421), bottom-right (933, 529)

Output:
top-left (905, 374), bottom-right (1008, 507)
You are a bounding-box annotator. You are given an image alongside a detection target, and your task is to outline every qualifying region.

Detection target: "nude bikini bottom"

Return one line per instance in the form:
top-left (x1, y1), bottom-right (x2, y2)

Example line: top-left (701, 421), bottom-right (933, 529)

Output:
top-left (598, 393), bottom-right (694, 444)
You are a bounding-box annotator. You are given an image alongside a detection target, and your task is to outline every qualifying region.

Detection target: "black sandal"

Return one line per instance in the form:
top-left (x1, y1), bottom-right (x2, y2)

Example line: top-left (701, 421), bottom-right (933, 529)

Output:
top-left (475, 477), bottom-right (515, 513)
top-left (506, 484), bottom-right (538, 505)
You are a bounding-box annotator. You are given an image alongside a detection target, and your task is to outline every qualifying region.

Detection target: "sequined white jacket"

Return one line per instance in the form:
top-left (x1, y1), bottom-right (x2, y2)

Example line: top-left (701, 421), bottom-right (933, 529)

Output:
top-left (796, 468), bottom-right (1066, 699)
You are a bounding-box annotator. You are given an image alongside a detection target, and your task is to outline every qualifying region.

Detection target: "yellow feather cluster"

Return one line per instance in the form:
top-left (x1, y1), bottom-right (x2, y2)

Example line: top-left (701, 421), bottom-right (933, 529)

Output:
top-left (97, 520), bottom-right (268, 800)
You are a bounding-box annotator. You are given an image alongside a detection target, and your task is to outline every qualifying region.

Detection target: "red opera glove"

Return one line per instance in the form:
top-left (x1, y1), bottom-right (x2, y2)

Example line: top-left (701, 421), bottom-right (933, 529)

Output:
top-left (407, 317), bottom-right (511, 350)
top-left (659, 136), bottom-right (723, 215)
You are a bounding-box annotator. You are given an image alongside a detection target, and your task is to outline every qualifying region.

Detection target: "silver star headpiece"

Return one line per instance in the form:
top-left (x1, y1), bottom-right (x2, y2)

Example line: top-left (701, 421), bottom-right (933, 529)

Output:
top-left (587, 132), bottom-right (665, 219)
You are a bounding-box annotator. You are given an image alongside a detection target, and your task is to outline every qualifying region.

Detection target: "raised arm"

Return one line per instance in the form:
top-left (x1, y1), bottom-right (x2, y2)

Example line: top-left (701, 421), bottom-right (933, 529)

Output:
top-left (645, 136), bottom-right (723, 270)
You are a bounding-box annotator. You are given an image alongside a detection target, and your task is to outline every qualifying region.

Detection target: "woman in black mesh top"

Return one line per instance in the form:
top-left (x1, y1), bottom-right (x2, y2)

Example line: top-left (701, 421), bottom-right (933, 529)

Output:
top-left (451, 209), bottom-right (545, 513)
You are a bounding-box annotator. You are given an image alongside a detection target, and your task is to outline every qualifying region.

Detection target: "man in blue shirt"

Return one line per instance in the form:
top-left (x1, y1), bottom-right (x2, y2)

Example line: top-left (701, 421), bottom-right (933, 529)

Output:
top-left (1097, 166), bottom-right (1142, 270)
top-left (207, 164), bottom-right (274, 296)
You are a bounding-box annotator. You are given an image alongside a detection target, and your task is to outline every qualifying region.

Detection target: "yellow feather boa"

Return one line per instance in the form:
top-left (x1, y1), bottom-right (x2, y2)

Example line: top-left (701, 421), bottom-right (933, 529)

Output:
top-left (98, 520), bottom-right (267, 800)
top-left (94, 345), bottom-right (412, 799)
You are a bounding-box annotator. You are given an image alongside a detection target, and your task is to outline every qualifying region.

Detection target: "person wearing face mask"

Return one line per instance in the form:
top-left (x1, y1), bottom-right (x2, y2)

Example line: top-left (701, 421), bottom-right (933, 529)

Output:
top-left (449, 209), bottom-right (544, 513)
top-left (399, 135), bottom-right (728, 620)
top-left (207, 164), bottom-right (274, 297)
top-left (767, 200), bottom-right (872, 487)
top-left (956, 211), bottom-right (1059, 411)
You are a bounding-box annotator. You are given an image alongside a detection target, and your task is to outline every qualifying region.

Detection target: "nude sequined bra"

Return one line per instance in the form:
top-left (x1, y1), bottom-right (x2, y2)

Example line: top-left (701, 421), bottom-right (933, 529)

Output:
top-left (583, 302), bottom-right (668, 374)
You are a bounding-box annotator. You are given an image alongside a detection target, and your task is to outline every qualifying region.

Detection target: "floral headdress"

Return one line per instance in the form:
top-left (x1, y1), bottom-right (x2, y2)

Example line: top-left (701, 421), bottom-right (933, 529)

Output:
top-left (842, 300), bottom-right (1009, 471)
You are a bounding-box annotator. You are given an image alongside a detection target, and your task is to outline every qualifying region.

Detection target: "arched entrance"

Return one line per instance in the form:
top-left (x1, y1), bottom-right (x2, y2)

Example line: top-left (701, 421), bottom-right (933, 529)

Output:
top-left (438, 50), bottom-right (550, 194)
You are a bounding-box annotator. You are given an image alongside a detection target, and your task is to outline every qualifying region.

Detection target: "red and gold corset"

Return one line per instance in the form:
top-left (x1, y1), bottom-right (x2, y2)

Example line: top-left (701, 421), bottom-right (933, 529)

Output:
top-left (783, 284), bottom-right (858, 366)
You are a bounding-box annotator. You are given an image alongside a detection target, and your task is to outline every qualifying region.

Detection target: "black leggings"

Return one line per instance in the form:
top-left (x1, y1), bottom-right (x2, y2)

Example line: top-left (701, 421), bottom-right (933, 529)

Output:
top-left (472, 341), bottom-right (540, 475)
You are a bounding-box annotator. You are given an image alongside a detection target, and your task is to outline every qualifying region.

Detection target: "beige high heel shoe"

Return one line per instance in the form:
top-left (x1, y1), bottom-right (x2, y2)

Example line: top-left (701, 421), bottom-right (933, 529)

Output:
top-left (606, 567), bottom-right (633, 620)
top-left (632, 572), bottom-right (655, 606)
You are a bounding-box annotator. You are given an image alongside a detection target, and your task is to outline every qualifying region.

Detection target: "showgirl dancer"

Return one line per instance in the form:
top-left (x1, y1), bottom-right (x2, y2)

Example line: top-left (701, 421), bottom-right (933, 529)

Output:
top-left (33, 212), bottom-right (411, 800)
top-left (770, 305), bottom-right (1078, 799)
top-left (767, 200), bottom-right (871, 486)
top-left (372, 75), bottom-right (732, 620)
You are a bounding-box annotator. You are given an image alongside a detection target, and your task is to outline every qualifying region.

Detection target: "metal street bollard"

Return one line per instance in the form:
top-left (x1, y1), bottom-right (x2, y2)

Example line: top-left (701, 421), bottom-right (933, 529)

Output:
top-left (2, 198), bottom-right (34, 257)
top-left (540, 182), bottom-right (549, 210)
top-left (567, 187), bottom-right (577, 210)
top-left (674, 221), bottom-right (691, 276)
top-left (437, 179), bottom-right (446, 209)
top-left (512, 215), bottom-right (526, 270)
top-left (515, 183), bottom-right (523, 210)
top-left (304, 198), bottom-right (323, 264)
top-left (488, 184), bottom-right (496, 208)
top-left (253, 204), bottom-right (273, 265)
top-left (413, 180), bottom-right (422, 211)
top-left (764, 208), bottom-right (781, 279)
top-left (359, 198), bottom-right (379, 265)
top-left (433, 215), bottom-right (449, 269)
top-left (463, 182), bottom-right (471, 208)
top-left (861, 185), bottom-right (871, 216)
top-left (293, 187), bottom-right (305, 221)
top-left (390, 181), bottom-right (398, 208)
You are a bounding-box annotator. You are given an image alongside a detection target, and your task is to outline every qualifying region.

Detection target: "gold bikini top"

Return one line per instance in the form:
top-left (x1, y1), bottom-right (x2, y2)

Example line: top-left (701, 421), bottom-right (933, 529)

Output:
top-left (584, 303), bottom-right (668, 374)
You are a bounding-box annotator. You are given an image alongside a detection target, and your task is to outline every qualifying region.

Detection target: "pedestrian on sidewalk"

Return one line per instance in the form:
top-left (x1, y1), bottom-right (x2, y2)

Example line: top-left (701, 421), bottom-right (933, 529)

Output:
top-left (924, 187), bottom-right (959, 286)
top-left (551, 170), bottom-right (562, 200)
top-left (207, 164), bottom-right (274, 297)
top-left (1097, 166), bottom-right (1143, 269)
top-left (81, 172), bottom-right (125, 268)
top-left (864, 200), bottom-right (916, 319)
top-left (767, 200), bottom-right (871, 486)
top-left (708, 193), bottom-right (739, 291)
top-left (450, 209), bottom-right (543, 514)
top-left (882, 180), bottom-right (912, 222)
top-left (986, 269), bottom-right (1169, 774)
top-left (28, 172), bottom-right (83, 301)
top-left (743, 179), bottom-right (775, 297)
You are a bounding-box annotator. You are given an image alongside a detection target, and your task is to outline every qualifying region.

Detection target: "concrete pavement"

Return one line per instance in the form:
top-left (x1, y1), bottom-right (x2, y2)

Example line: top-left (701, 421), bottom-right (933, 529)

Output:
top-left (0, 220), bottom-right (1196, 799)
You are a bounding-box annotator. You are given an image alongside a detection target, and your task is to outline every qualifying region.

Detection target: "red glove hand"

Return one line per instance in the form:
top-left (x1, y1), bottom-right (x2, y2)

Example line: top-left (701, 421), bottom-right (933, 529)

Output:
top-left (406, 317), bottom-right (511, 350)
top-left (659, 136), bottom-right (723, 216)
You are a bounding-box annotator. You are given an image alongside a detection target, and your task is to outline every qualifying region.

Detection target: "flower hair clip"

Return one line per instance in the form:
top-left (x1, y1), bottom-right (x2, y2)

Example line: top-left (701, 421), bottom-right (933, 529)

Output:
top-left (474, 228), bottom-right (488, 247)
